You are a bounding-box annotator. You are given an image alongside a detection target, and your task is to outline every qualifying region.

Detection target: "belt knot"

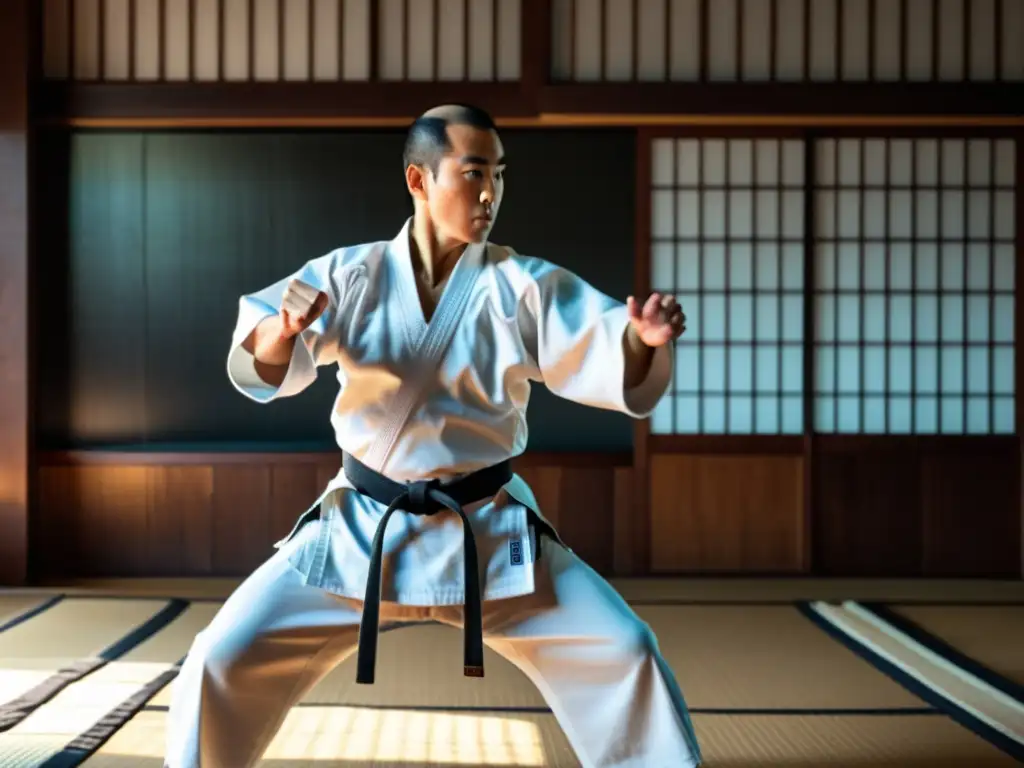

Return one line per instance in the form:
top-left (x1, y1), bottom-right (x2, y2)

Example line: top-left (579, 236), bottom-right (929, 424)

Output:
top-left (406, 478), bottom-right (441, 514)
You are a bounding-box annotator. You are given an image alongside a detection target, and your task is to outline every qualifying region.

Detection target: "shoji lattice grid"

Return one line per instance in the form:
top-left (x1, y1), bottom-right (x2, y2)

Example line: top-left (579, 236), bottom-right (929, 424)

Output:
top-left (650, 138), bottom-right (806, 435)
top-left (814, 138), bottom-right (1016, 433)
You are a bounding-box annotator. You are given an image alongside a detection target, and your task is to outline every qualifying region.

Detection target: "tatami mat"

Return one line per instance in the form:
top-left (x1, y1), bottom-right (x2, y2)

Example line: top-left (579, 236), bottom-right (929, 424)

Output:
top-left (31, 576), bottom-right (1024, 604)
top-left (294, 605), bottom-right (926, 711)
top-left (79, 709), bottom-right (1022, 767)
top-left (0, 586), bottom-right (1019, 767)
top-left (0, 598), bottom-right (173, 711)
top-left (887, 605), bottom-right (1024, 688)
top-left (0, 598), bottom-right (169, 660)
top-left (694, 712), bottom-right (1021, 767)
top-left (0, 596), bottom-right (58, 631)
top-left (614, 579), bottom-right (1024, 605)
top-left (0, 602), bottom-right (219, 767)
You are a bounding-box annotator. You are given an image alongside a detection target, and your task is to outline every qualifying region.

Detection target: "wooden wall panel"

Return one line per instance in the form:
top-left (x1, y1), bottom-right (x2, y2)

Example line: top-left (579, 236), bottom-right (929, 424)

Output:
top-left (813, 437), bottom-right (1021, 577)
top-left (812, 443), bottom-right (923, 576)
top-left (920, 452), bottom-right (1020, 576)
top-left (33, 452), bottom-right (630, 579)
top-left (649, 453), bottom-right (806, 573)
top-left (0, 0), bottom-right (30, 586)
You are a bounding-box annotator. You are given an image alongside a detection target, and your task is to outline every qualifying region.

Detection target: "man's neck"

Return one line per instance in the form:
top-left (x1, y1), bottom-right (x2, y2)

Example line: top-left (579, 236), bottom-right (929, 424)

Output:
top-left (410, 213), bottom-right (465, 289)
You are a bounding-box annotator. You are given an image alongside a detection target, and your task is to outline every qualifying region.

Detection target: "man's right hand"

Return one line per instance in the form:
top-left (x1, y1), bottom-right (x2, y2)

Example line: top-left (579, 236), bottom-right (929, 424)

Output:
top-left (280, 279), bottom-right (329, 338)
top-left (242, 279), bottom-right (329, 383)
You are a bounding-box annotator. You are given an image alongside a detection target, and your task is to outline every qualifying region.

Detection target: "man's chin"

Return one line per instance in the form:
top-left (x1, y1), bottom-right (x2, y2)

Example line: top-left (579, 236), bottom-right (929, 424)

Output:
top-left (467, 220), bottom-right (494, 242)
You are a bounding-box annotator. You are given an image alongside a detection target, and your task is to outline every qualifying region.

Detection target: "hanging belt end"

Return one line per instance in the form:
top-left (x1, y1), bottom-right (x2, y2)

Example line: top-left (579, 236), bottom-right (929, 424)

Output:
top-left (464, 665), bottom-right (484, 678)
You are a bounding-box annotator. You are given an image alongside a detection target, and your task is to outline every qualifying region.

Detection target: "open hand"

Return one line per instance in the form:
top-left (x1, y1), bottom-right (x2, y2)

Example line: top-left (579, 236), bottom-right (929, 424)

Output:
top-left (626, 293), bottom-right (686, 347)
top-left (280, 279), bottom-right (328, 338)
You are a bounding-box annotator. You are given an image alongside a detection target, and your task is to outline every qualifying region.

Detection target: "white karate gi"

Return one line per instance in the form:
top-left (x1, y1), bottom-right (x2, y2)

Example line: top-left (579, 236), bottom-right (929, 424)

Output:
top-left (164, 219), bottom-right (702, 768)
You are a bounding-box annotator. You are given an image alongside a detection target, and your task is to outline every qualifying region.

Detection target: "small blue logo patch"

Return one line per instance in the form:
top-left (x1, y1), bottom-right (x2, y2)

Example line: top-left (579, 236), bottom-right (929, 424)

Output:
top-left (509, 539), bottom-right (523, 566)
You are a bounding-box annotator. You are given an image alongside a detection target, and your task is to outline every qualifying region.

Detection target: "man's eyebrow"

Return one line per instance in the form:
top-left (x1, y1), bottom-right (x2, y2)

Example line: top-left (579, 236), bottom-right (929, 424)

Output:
top-left (460, 155), bottom-right (506, 166)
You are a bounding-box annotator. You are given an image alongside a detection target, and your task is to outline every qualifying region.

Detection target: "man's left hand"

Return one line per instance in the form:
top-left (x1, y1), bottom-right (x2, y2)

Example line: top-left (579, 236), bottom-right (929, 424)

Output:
top-left (626, 293), bottom-right (686, 348)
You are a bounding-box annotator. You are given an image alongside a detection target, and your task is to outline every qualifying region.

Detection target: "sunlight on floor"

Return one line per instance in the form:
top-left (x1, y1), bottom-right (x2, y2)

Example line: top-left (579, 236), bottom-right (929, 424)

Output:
top-left (0, 665), bottom-right (63, 705)
top-left (100, 707), bottom-right (547, 765)
top-left (0, 662), bottom-right (171, 736)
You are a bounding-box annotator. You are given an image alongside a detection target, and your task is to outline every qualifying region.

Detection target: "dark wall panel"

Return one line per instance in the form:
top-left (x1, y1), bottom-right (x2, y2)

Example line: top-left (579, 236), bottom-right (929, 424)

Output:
top-left (37, 128), bottom-right (636, 451)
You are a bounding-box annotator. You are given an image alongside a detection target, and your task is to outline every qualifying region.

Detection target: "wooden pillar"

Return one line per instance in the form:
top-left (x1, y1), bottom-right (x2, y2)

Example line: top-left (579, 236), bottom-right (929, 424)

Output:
top-left (0, 0), bottom-right (30, 585)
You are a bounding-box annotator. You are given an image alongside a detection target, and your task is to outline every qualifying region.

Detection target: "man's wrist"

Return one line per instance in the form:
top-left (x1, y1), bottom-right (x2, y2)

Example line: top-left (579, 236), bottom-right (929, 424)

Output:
top-left (625, 324), bottom-right (652, 354)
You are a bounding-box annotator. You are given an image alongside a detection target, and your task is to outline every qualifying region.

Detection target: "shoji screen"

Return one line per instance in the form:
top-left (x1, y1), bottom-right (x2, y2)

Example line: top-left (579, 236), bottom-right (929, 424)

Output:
top-left (813, 138), bottom-right (1015, 434)
top-left (649, 137), bottom-right (806, 435)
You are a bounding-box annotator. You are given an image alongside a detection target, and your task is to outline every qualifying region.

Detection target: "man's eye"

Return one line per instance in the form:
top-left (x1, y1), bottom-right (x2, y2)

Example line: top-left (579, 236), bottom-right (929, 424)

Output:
top-left (464, 169), bottom-right (482, 179)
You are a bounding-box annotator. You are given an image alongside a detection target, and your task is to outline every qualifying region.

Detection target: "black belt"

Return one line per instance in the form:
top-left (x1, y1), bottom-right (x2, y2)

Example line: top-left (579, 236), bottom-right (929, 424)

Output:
top-left (342, 451), bottom-right (513, 685)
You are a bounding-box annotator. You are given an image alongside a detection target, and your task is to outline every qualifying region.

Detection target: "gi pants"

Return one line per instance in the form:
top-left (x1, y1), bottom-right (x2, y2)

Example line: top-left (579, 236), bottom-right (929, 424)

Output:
top-left (164, 525), bottom-right (702, 768)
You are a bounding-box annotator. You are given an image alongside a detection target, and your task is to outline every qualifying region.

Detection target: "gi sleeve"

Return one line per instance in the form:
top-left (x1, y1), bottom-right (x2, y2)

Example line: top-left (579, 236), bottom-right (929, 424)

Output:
top-left (226, 254), bottom-right (342, 403)
top-left (517, 258), bottom-right (674, 418)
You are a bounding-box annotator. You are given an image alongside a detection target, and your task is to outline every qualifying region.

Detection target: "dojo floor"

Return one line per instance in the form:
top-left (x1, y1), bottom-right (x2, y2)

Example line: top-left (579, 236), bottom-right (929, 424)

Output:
top-left (0, 579), bottom-right (1021, 766)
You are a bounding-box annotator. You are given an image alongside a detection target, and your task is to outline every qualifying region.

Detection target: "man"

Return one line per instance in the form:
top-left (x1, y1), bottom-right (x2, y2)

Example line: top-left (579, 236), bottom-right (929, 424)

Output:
top-left (165, 104), bottom-right (702, 768)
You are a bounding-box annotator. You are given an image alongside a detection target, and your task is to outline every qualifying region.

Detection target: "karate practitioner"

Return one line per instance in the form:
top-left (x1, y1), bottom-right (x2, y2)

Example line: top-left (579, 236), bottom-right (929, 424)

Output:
top-left (164, 104), bottom-right (702, 768)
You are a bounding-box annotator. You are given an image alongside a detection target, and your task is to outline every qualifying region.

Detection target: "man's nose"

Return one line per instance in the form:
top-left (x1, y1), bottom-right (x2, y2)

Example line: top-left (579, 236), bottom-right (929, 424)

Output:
top-left (480, 183), bottom-right (494, 204)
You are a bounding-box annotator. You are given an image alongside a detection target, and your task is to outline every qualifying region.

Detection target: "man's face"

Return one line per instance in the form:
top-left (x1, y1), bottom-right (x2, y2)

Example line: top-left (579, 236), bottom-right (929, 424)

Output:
top-left (414, 123), bottom-right (505, 245)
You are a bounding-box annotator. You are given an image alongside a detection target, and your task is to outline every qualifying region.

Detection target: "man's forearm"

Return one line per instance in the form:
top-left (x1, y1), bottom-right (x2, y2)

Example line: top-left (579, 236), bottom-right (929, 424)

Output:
top-left (623, 325), bottom-right (655, 389)
top-left (242, 316), bottom-right (297, 387)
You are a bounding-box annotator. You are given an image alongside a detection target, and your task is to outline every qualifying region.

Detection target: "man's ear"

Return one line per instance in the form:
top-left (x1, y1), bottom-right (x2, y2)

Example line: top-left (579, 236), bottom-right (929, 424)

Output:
top-left (406, 164), bottom-right (429, 202)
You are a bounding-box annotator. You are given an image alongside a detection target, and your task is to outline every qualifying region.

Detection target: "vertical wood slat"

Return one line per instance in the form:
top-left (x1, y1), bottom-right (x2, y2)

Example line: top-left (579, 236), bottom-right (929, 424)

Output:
top-left (492, 0), bottom-right (500, 81)
top-left (188, 0), bottom-right (195, 79)
top-left (302, 0), bottom-right (312, 80)
top-left (98, 0), bottom-right (106, 79)
top-left (571, 0), bottom-right (577, 79)
top-left (69, 0), bottom-right (77, 79)
top-left (664, 0), bottom-right (672, 80)
top-left (867, 0), bottom-right (875, 80)
top-left (217, 0), bottom-right (224, 78)
top-left (276, 0), bottom-right (284, 79)
top-left (802, 133), bottom-right (816, 570)
top-left (246, 0), bottom-right (254, 79)
top-left (368, 0), bottom-right (378, 79)
top-left (432, 0), bottom-right (441, 79)
top-left (128, 0), bottom-right (136, 79)
top-left (835, 0), bottom-right (843, 82)
top-left (1016, 132), bottom-right (1023, 577)
top-left (158, 0), bottom-right (165, 79)
top-left (634, 127), bottom-right (654, 575)
top-left (630, 0), bottom-right (638, 79)
top-left (338, 0), bottom-right (345, 81)
top-left (961, 0), bottom-right (970, 82)
top-left (994, 0), bottom-right (1003, 81)
top-left (802, 0), bottom-right (810, 80)
top-left (700, 0), bottom-right (709, 81)
top-left (735, 0), bottom-right (743, 81)
top-left (520, 0), bottom-right (551, 90)
top-left (0, 0), bottom-right (30, 584)
top-left (401, 0), bottom-right (408, 79)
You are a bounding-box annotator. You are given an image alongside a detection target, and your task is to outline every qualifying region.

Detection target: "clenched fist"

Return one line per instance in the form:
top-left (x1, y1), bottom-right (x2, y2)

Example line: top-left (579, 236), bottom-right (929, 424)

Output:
top-left (279, 279), bottom-right (329, 339)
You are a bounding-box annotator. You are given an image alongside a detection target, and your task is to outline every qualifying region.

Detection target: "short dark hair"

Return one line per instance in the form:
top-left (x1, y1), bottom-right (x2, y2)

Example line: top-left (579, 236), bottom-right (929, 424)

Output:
top-left (402, 104), bottom-right (497, 175)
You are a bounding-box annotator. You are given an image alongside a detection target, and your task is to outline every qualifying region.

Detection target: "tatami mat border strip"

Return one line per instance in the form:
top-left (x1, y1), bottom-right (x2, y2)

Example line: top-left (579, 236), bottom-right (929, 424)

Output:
top-left (860, 602), bottom-right (1024, 705)
top-left (38, 657), bottom-right (186, 768)
top-left (0, 599), bottom-right (189, 732)
top-left (0, 595), bottom-right (65, 633)
top-left (139, 702), bottom-right (940, 716)
top-left (11, 594), bottom-right (1024, 608)
top-left (797, 601), bottom-right (1024, 763)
